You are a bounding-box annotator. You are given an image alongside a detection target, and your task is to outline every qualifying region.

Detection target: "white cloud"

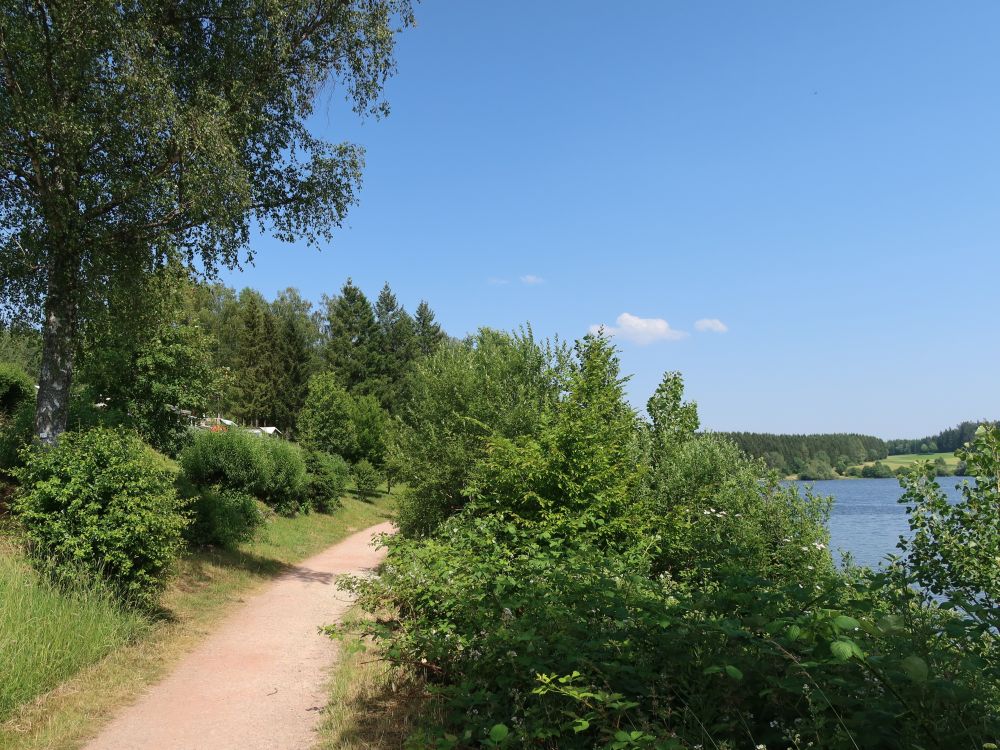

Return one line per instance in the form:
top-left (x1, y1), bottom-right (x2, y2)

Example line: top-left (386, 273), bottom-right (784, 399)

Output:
top-left (487, 277), bottom-right (509, 285)
top-left (520, 274), bottom-right (544, 285)
top-left (694, 318), bottom-right (728, 334)
top-left (589, 313), bottom-right (688, 345)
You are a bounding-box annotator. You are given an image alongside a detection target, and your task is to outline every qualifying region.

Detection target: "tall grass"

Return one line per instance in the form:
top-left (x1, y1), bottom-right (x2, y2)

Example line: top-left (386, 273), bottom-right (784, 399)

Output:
top-left (0, 544), bottom-right (145, 721)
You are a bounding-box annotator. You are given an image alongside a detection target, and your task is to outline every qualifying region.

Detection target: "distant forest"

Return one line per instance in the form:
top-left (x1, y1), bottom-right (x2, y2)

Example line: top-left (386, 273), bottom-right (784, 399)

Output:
top-left (884, 421), bottom-right (986, 455)
top-left (723, 420), bottom-right (991, 477)
top-left (719, 432), bottom-right (887, 476)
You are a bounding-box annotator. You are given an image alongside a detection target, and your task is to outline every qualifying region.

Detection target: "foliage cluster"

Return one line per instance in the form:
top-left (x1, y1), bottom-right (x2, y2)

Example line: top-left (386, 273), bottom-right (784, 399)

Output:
top-left (13, 429), bottom-right (187, 609)
top-left (886, 420), bottom-right (989, 456)
top-left (304, 449), bottom-right (350, 513)
top-left (0, 363), bottom-right (35, 471)
top-left (351, 459), bottom-right (381, 499)
top-left (341, 333), bottom-right (1000, 749)
top-left (391, 328), bottom-right (563, 536)
top-left (179, 428), bottom-right (307, 518)
top-left (76, 266), bottom-right (218, 455)
top-left (299, 373), bottom-right (389, 466)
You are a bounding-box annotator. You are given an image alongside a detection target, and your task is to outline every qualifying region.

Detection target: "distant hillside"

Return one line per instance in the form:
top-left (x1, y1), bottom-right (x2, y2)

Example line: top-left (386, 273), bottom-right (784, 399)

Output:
top-left (886, 420), bottom-right (989, 455)
top-left (717, 432), bottom-right (886, 476)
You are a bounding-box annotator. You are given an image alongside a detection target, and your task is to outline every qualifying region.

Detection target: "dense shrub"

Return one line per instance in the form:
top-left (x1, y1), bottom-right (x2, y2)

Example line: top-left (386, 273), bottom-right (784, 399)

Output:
top-left (184, 488), bottom-right (264, 548)
top-left (0, 400), bottom-right (33, 471)
top-left (299, 374), bottom-right (389, 466)
top-left (341, 334), bottom-right (999, 748)
top-left (351, 458), bottom-right (379, 499)
top-left (264, 438), bottom-right (308, 514)
top-left (0, 363), bottom-right (35, 471)
top-left (13, 428), bottom-right (187, 608)
top-left (304, 449), bottom-right (349, 513)
top-left (394, 329), bottom-right (563, 535)
top-left (299, 374), bottom-right (357, 459)
top-left (861, 461), bottom-right (894, 478)
top-left (0, 363), bottom-right (33, 414)
top-left (179, 429), bottom-right (306, 514)
top-left (180, 427), bottom-right (269, 490)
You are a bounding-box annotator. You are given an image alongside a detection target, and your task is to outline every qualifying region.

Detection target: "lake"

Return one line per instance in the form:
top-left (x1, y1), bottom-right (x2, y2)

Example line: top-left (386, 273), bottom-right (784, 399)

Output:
top-left (789, 478), bottom-right (969, 568)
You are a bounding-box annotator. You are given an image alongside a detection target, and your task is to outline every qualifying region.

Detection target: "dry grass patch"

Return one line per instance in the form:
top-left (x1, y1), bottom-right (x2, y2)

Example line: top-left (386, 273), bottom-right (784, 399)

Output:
top-left (317, 609), bottom-right (431, 750)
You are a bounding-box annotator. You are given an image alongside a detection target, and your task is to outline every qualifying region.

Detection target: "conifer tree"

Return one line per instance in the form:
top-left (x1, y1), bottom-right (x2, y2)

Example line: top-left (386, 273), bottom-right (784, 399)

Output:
top-left (232, 290), bottom-right (278, 425)
top-left (414, 300), bottom-right (446, 357)
top-left (374, 282), bottom-right (417, 412)
top-left (321, 279), bottom-right (379, 393)
top-left (271, 288), bottom-right (319, 435)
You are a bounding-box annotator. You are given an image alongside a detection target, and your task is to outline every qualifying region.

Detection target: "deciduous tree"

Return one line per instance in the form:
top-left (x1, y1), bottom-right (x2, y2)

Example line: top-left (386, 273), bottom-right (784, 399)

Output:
top-left (0, 0), bottom-right (414, 441)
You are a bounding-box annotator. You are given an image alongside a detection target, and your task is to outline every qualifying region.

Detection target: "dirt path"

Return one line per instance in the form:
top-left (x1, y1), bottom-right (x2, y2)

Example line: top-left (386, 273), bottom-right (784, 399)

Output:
top-left (84, 522), bottom-right (394, 750)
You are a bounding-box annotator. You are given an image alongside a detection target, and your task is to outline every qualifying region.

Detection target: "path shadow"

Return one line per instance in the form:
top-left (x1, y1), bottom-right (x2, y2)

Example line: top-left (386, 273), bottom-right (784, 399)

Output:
top-left (283, 565), bottom-right (335, 585)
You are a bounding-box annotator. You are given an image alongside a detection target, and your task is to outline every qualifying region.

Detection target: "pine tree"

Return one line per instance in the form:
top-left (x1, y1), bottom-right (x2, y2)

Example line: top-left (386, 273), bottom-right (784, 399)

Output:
top-left (414, 300), bottom-right (445, 357)
top-left (321, 279), bottom-right (379, 393)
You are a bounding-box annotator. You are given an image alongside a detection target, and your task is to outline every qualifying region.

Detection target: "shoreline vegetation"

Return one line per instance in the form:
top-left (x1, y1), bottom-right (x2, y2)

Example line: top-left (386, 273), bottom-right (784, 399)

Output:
top-left (721, 428), bottom-right (981, 481)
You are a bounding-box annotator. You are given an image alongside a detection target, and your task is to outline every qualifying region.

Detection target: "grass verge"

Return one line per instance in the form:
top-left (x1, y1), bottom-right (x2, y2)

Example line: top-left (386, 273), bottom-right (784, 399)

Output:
top-left (0, 544), bottom-right (146, 723)
top-left (0, 493), bottom-right (395, 750)
top-left (315, 608), bottom-right (430, 749)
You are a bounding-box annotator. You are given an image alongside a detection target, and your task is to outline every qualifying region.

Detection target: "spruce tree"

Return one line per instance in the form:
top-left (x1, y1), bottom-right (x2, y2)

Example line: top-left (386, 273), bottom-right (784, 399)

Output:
top-left (321, 279), bottom-right (379, 393)
top-left (374, 283), bottom-right (417, 412)
top-left (232, 290), bottom-right (278, 426)
top-left (271, 289), bottom-right (319, 435)
top-left (414, 300), bottom-right (446, 357)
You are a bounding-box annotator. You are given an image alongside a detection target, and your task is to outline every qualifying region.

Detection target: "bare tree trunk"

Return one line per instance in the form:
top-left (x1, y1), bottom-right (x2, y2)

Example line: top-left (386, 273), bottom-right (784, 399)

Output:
top-left (34, 250), bottom-right (80, 444)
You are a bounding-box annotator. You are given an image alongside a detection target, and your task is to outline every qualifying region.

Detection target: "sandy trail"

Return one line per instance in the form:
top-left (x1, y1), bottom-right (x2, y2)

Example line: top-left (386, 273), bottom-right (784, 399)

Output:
top-left (84, 521), bottom-right (394, 750)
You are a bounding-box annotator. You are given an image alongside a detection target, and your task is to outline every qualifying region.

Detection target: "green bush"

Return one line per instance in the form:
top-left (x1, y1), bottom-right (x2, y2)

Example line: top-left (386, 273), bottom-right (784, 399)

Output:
top-left (263, 438), bottom-right (307, 515)
top-left (0, 363), bottom-right (33, 415)
top-left (0, 363), bottom-right (35, 471)
top-left (180, 428), bottom-right (269, 491)
top-left (861, 461), bottom-right (894, 478)
top-left (304, 449), bottom-right (349, 513)
top-left (179, 429), bottom-right (306, 515)
top-left (340, 335), bottom-right (999, 748)
top-left (184, 488), bottom-right (264, 549)
top-left (299, 374), bottom-right (358, 459)
top-left (0, 399), bottom-right (33, 471)
top-left (394, 329), bottom-right (563, 535)
top-left (351, 458), bottom-right (379, 499)
top-left (13, 428), bottom-right (187, 608)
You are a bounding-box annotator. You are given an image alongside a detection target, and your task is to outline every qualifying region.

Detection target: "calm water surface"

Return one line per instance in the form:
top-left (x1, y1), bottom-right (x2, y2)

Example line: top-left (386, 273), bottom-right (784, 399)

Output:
top-left (789, 478), bottom-right (969, 568)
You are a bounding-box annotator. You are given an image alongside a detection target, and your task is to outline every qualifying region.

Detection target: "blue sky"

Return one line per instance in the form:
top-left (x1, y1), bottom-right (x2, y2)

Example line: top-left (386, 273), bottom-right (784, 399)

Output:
top-left (222, 1), bottom-right (1000, 439)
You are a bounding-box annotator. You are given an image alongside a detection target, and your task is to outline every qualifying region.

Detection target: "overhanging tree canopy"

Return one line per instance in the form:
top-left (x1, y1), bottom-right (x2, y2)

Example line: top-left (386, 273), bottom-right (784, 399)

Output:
top-left (0, 0), bottom-right (414, 440)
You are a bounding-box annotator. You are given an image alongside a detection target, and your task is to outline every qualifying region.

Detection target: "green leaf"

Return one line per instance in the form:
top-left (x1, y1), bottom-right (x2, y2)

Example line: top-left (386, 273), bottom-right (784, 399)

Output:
top-left (572, 718), bottom-right (590, 733)
top-left (830, 640), bottom-right (854, 661)
top-left (489, 724), bottom-right (510, 742)
top-left (786, 624), bottom-right (802, 641)
top-left (833, 615), bottom-right (860, 631)
top-left (724, 665), bottom-right (744, 680)
top-left (877, 614), bottom-right (905, 634)
top-left (901, 655), bottom-right (929, 683)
